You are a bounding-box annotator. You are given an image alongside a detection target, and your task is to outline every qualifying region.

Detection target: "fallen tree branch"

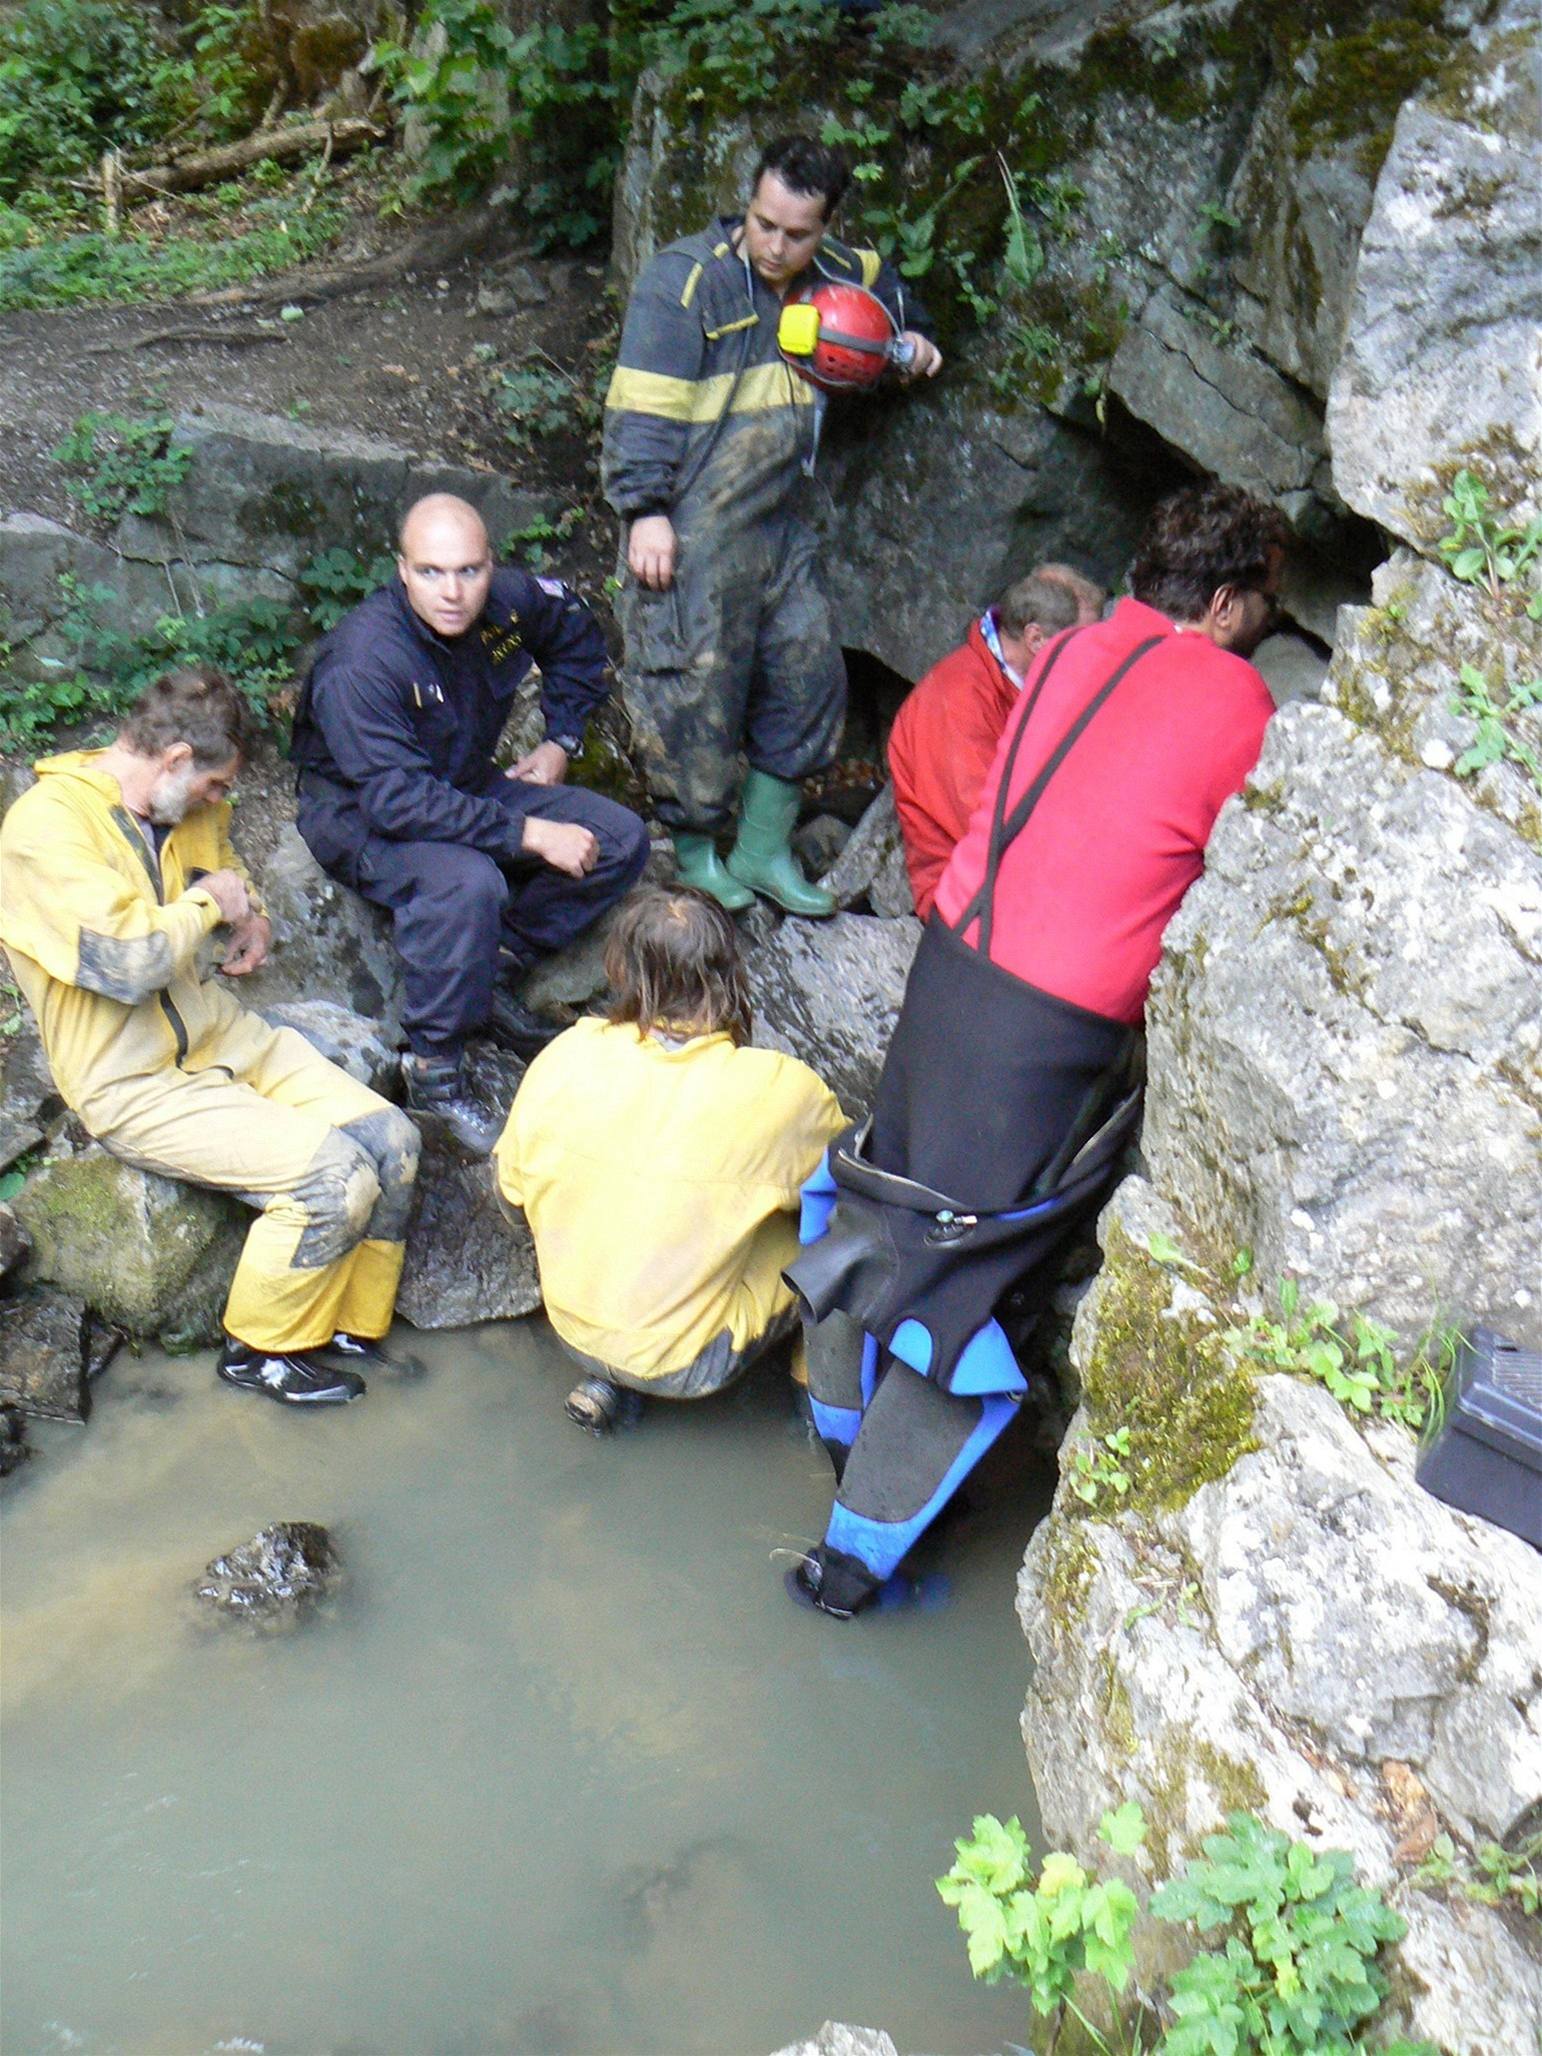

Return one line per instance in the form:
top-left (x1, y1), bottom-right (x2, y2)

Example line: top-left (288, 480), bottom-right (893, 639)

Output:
top-left (123, 117), bottom-right (382, 199)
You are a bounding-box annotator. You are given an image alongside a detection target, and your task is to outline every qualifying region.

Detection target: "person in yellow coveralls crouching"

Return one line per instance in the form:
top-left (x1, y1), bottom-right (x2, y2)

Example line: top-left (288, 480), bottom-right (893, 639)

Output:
top-left (494, 884), bottom-right (846, 1431)
top-left (0, 668), bottom-right (420, 1407)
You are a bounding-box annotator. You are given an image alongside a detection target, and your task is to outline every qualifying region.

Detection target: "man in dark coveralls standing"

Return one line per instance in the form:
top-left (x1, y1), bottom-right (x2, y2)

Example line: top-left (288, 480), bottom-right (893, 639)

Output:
top-left (292, 493), bottom-right (648, 1153)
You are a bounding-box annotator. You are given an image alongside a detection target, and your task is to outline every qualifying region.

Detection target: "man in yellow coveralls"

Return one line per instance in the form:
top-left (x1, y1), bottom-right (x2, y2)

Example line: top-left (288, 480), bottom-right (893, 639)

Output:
top-left (0, 667), bottom-right (420, 1407)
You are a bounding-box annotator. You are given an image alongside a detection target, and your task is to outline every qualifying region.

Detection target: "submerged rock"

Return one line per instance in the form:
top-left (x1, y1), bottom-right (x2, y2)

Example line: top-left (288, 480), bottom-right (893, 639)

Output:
top-left (0, 1290), bottom-right (123, 1421)
top-left (0, 1405), bottom-right (31, 1478)
top-left (195, 1521), bottom-right (340, 1621)
top-left (771, 2027), bottom-right (899, 2056)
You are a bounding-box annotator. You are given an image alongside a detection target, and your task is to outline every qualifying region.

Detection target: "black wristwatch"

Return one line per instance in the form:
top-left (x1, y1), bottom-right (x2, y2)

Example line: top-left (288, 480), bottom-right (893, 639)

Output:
top-left (550, 732), bottom-right (583, 757)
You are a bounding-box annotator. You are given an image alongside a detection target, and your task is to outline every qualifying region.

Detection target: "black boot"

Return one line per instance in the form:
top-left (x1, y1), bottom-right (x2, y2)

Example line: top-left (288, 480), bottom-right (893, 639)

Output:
top-left (325, 1332), bottom-right (426, 1378)
top-left (217, 1337), bottom-right (365, 1406)
top-left (485, 987), bottom-right (564, 1060)
top-left (401, 1054), bottom-right (502, 1154)
top-left (784, 1546), bottom-right (879, 1619)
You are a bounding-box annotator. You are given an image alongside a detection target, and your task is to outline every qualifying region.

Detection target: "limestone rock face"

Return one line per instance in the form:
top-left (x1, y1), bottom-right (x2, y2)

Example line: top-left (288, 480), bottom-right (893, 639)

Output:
top-left (1142, 572), bottom-right (1542, 1349)
top-left (238, 823), bottom-right (407, 1042)
top-left (1020, 1182), bottom-right (1542, 2056)
top-left (1329, 10), bottom-right (1542, 549)
top-left (0, 981), bottom-right (58, 1173)
top-left (395, 1047), bottom-right (541, 1331)
top-left (257, 1000), bottom-right (399, 1097)
top-left (118, 403), bottom-right (554, 589)
top-left (744, 912), bottom-right (920, 1119)
top-left (818, 786), bottom-right (914, 919)
top-left (10, 1135), bottom-right (247, 1345)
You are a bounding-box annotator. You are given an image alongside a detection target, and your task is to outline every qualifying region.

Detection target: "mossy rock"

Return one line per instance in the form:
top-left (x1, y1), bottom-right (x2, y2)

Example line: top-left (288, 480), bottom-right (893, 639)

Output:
top-left (11, 1139), bottom-right (242, 1339)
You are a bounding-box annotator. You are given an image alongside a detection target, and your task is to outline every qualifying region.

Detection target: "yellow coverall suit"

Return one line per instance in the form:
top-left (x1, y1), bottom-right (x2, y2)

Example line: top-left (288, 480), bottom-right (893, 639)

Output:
top-left (0, 752), bottom-right (419, 1352)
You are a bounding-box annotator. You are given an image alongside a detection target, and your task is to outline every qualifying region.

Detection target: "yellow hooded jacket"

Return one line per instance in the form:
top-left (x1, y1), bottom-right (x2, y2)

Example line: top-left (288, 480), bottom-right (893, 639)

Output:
top-left (0, 751), bottom-right (268, 1134)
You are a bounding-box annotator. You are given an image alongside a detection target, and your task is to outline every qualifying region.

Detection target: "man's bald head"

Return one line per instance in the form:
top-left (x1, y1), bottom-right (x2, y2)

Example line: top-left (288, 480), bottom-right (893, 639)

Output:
top-left (397, 494), bottom-right (493, 638)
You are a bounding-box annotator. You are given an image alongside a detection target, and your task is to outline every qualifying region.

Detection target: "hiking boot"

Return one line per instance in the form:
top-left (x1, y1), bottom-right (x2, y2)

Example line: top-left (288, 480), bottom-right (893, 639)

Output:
top-left (217, 1337), bottom-right (365, 1406)
top-left (726, 770), bottom-right (835, 917)
top-left (484, 987), bottom-right (564, 1060)
top-left (402, 1054), bottom-right (502, 1155)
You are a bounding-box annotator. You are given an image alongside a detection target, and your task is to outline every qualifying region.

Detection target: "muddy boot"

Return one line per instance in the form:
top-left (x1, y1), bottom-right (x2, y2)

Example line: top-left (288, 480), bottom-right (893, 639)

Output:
top-left (566, 1374), bottom-right (623, 1432)
top-left (726, 771), bottom-right (835, 917)
top-left (402, 1054), bottom-right (502, 1155)
top-left (217, 1337), bottom-right (365, 1406)
top-left (671, 831), bottom-right (755, 912)
top-left (485, 987), bottom-right (564, 1060)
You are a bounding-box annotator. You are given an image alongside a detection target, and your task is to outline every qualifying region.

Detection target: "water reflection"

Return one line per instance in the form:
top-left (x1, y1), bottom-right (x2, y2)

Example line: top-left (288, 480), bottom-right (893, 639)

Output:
top-left (2, 1318), bottom-right (1048, 2054)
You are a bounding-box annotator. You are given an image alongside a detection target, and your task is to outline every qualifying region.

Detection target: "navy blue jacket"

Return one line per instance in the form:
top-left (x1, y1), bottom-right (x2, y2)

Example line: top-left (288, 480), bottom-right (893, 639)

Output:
top-left (291, 571), bottom-right (609, 858)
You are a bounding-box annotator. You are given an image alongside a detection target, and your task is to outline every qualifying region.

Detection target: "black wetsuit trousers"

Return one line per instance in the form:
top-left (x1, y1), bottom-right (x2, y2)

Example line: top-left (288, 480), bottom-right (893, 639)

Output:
top-left (298, 774), bottom-right (649, 1059)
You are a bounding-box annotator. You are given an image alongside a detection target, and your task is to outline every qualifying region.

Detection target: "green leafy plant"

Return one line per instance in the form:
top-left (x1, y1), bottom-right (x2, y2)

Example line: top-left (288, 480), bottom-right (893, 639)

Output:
top-left (0, 574), bottom-right (302, 749)
top-left (0, 190), bottom-right (346, 310)
top-left (495, 362), bottom-right (593, 445)
top-left (504, 507), bottom-right (585, 572)
top-left (299, 547), bottom-right (396, 634)
top-left (370, 0), bottom-right (521, 202)
top-left (1449, 662), bottom-right (1542, 792)
top-left (0, 1141), bottom-right (43, 1206)
top-left (1069, 1424), bottom-right (1133, 1506)
top-left (1415, 1828), bottom-right (1541, 1917)
top-left (0, 0), bottom-right (173, 200)
top-left (1151, 1815), bottom-right (1432, 2056)
top-left (1224, 1280), bottom-right (1455, 1433)
top-left (52, 412), bottom-right (192, 525)
top-left (1437, 469), bottom-right (1542, 612)
top-left (641, 0), bottom-right (845, 114)
top-left (938, 1805), bottom-right (1146, 2053)
top-left (941, 1806), bottom-right (1438, 2056)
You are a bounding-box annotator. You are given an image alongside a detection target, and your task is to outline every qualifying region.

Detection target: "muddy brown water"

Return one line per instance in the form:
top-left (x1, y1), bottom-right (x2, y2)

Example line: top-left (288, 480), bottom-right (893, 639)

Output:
top-left (2, 1318), bottom-right (1049, 2054)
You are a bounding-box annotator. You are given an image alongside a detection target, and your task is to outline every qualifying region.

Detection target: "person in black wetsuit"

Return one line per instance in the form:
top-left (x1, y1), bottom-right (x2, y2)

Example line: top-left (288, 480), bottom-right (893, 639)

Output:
top-left (291, 494), bottom-right (649, 1152)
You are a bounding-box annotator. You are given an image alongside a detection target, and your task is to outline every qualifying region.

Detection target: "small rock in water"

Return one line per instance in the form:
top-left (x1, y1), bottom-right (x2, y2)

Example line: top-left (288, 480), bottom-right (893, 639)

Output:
top-left (195, 1522), bottom-right (340, 1623)
top-left (0, 1405), bottom-right (33, 1478)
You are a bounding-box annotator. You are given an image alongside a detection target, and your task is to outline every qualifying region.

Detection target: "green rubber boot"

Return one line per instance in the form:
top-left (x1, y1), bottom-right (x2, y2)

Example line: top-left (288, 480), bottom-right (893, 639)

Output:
top-left (726, 770), bottom-right (836, 917)
top-left (671, 831), bottom-right (755, 912)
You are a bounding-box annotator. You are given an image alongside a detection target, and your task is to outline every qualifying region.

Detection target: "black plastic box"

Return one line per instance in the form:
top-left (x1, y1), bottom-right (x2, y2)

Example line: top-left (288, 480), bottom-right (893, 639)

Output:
top-left (1416, 1326), bottom-right (1541, 1548)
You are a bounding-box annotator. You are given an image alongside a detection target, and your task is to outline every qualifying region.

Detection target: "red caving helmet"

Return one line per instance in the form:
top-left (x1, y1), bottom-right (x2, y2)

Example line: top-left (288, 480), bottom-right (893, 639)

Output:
top-left (778, 280), bottom-right (901, 393)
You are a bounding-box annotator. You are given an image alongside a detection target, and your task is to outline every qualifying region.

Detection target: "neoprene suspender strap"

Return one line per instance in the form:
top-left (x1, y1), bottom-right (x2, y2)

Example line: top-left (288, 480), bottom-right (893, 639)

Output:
top-left (951, 633), bottom-right (1166, 957)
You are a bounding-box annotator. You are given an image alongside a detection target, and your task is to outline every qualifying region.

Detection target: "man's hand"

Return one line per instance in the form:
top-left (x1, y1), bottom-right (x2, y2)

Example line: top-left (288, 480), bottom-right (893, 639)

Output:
top-left (219, 912), bottom-right (272, 977)
top-left (628, 513), bottom-right (678, 592)
top-left (522, 816), bottom-right (599, 878)
top-left (506, 741), bottom-right (570, 786)
top-left (195, 868), bottom-right (251, 926)
top-left (899, 332), bottom-right (943, 380)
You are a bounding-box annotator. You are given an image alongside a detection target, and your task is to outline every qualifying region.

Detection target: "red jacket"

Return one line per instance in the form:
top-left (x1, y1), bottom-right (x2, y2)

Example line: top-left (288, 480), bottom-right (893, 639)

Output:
top-left (888, 618), bottom-right (1015, 919)
top-left (933, 599), bottom-right (1275, 1025)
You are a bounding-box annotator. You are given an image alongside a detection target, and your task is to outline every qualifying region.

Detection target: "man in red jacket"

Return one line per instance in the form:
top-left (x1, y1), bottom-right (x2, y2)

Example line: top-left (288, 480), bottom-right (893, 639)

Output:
top-left (790, 482), bottom-right (1287, 1617)
top-left (889, 565), bottom-right (1103, 917)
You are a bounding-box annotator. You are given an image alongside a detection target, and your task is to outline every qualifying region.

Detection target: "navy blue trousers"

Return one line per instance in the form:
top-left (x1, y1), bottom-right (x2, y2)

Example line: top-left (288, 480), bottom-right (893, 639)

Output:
top-left (298, 776), bottom-right (648, 1058)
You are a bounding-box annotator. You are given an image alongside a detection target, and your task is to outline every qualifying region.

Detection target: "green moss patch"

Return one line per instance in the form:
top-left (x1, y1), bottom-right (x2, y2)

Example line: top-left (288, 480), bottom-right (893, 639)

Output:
top-left (1079, 1220), bottom-right (1259, 1518)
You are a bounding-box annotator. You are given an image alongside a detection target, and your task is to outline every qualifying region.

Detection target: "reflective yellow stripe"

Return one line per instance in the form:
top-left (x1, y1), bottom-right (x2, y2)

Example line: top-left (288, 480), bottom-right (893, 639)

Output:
top-left (702, 313), bottom-right (758, 340)
top-left (680, 262), bottom-right (704, 309)
top-left (859, 247), bottom-right (882, 289)
top-left (605, 360), bottom-right (813, 423)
